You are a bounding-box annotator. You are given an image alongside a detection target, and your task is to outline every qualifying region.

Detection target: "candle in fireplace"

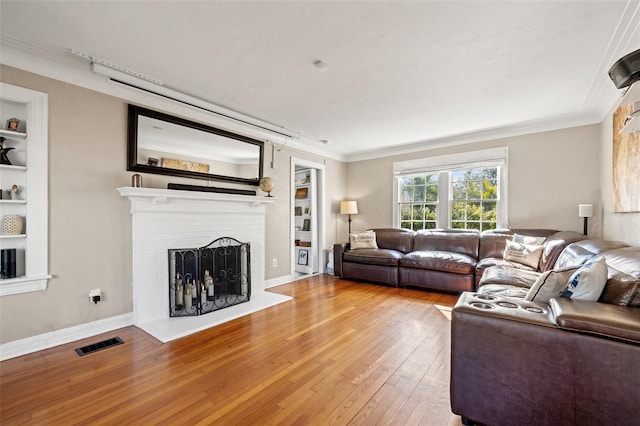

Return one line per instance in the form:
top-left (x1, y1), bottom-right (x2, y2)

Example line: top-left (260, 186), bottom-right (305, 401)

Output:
top-left (184, 287), bottom-right (192, 310)
top-left (176, 283), bottom-right (183, 308)
top-left (200, 283), bottom-right (206, 305)
top-left (205, 270), bottom-right (214, 298)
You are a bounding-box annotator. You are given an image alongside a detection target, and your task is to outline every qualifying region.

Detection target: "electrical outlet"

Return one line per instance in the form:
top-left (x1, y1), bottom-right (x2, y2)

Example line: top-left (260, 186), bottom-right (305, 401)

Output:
top-left (272, 258), bottom-right (278, 268)
top-left (89, 288), bottom-right (101, 304)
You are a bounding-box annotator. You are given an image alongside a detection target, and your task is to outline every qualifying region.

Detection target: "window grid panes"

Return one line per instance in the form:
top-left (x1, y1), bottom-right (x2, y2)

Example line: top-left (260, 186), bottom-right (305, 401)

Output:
top-left (399, 174), bottom-right (438, 231)
top-left (450, 167), bottom-right (498, 231)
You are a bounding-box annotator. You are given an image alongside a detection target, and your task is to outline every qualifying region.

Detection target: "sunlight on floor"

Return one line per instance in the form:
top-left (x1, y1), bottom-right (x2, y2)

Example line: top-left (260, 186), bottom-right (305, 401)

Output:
top-left (435, 304), bottom-right (453, 321)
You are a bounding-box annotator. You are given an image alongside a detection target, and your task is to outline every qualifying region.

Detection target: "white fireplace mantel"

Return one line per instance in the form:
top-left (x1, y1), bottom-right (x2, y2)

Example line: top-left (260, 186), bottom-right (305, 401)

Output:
top-left (118, 187), bottom-right (276, 212)
top-left (118, 186), bottom-right (288, 342)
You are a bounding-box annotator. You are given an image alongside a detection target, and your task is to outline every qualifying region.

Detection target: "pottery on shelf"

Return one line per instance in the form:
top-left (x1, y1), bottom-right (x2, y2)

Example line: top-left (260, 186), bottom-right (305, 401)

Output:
top-left (1, 215), bottom-right (24, 235)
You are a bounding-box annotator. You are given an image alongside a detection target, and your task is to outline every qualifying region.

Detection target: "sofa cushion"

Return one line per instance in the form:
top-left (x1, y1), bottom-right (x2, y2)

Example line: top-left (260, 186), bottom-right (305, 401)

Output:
top-left (538, 231), bottom-right (588, 272)
top-left (550, 298), bottom-right (640, 344)
top-left (559, 258), bottom-right (608, 301)
top-left (600, 272), bottom-right (640, 306)
top-left (525, 266), bottom-right (580, 303)
top-left (478, 265), bottom-right (541, 289)
top-left (596, 247), bottom-right (640, 307)
top-left (413, 229), bottom-right (479, 259)
top-left (349, 230), bottom-right (378, 249)
top-left (478, 228), bottom-right (557, 260)
top-left (555, 239), bottom-right (628, 270)
top-left (343, 248), bottom-right (405, 267)
top-left (370, 228), bottom-right (414, 253)
top-left (400, 251), bottom-right (476, 275)
top-left (477, 284), bottom-right (529, 298)
top-left (503, 240), bottom-right (544, 269)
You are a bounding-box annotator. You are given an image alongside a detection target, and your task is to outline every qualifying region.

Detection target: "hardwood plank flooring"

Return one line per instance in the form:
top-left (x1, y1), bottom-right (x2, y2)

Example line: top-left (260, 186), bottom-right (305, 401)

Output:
top-left (0, 275), bottom-right (462, 425)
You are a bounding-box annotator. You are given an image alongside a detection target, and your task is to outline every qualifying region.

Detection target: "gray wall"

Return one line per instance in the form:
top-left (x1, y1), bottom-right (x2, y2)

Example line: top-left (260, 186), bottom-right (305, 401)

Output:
top-left (347, 125), bottom-right (603, 236)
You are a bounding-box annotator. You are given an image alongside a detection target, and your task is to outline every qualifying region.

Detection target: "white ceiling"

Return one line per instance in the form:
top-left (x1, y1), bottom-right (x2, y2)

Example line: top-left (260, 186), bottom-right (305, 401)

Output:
top-left (1, 1), bottom-right (638, 161)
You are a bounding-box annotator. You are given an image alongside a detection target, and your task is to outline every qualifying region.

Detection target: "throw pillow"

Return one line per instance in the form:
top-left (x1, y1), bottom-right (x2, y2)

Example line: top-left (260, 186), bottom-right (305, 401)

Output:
top-left (350, 230), bottom-right (378, 250)
top-left (513, 233), bottom-right (547, 246)
top-left (503, 239), bottom-right (544, 269)
top-left (525, 266), bottom-right (579, 303)
top-left (559, 258), bottom-right (608, 301)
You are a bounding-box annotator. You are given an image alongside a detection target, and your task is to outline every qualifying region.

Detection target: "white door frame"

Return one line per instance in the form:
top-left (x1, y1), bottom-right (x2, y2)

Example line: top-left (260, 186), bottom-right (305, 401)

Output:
top-left (291, 157), bottom-right (326, 277)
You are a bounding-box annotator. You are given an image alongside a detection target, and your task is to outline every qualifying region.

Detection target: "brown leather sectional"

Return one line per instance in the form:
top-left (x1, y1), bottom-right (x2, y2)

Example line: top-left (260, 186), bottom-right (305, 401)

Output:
top-left (333, 228), bottom-right (585, 293)
top-left (451, 239), bottom-right (640, 425)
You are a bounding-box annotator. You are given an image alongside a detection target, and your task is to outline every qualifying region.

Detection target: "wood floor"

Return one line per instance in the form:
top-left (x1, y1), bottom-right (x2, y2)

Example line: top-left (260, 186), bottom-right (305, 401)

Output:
top-left (0, 275), bottom-right (462, 425)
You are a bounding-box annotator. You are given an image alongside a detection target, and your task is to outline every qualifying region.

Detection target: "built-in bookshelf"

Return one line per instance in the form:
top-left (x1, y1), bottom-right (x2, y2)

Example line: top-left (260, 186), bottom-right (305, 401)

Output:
top-left (0, 83), bottom-right (50, 296)
top-left (294, 168), bottom-right (318, 275)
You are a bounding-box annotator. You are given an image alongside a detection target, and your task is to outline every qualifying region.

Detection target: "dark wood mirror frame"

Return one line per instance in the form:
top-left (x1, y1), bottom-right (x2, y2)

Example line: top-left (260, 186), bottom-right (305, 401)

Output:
top-left (127, 104), bottom-right (264, 186)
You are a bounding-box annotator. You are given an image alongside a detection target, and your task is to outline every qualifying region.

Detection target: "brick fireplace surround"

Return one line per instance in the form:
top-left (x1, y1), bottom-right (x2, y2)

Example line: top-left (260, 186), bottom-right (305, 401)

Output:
top-left (118, 187), bottom-right (291, 342)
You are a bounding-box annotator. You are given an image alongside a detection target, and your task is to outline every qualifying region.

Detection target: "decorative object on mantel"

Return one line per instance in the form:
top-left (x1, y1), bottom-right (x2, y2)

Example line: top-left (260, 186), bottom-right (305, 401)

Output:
top-left (167, 183), bottom-right (256, 196)
top-left (0, 137), bottom-right (14, 165)
top-left (578, 204), bottom-right (594, 235)
top-left (1, 215), bottom-right (24, 235)
top-left (259, 176), bottom-right (275, 197)
top-left (5, 117), bottom-right (20, 132)
top-left (131, 174), bottom-right (143, 188)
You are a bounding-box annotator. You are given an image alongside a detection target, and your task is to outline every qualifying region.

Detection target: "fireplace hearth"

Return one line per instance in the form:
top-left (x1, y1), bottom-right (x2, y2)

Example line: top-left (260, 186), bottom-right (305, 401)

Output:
top-left (169, 237), bottom-right (250, 317)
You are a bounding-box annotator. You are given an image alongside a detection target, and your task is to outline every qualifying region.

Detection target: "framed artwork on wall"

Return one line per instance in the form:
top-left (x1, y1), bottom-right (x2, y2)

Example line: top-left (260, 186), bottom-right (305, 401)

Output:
top-left (613, 104), bottom-right (640, 212)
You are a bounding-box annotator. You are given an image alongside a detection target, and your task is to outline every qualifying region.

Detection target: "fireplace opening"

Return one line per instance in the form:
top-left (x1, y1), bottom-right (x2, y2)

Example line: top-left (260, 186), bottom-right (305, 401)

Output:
top-left (169, 237), bottom-right (251, 317)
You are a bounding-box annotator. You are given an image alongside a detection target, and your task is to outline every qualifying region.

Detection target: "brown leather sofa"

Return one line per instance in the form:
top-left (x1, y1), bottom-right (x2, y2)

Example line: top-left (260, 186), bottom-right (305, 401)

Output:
top-left (334, 228), bottom-right (586, 293)
top-left (450, 242), bottom-right (640, 425)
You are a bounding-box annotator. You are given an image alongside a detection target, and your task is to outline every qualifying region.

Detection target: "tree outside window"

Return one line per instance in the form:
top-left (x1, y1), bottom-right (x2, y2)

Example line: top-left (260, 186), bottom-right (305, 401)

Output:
top-left (399, 174), bottom-right (438, 230)
top-left (451, 168), bottom-right (497, 231)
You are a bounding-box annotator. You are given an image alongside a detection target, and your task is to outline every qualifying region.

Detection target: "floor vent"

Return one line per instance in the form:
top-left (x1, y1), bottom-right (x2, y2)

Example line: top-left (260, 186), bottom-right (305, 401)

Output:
top-left (75, 337), bottom-right (124, 356)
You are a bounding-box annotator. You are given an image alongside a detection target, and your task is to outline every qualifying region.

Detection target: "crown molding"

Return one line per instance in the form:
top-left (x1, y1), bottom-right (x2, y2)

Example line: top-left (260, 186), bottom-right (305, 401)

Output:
top-left (345, 112), bottom-right (602, 162)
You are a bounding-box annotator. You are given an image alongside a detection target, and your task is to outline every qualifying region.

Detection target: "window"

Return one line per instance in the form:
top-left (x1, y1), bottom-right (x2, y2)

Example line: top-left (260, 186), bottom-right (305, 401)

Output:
top-left (451, 168), bottom-right (497, 231)
top-left (399, 174), bottom-right (438, 230)
top-left (393, 148), bottom-right (508, 231)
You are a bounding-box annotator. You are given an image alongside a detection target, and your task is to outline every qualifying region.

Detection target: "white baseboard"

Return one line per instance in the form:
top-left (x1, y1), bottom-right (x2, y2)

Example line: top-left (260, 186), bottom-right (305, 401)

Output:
top-left (264, 275), bottom-right (294, 289)
top-left (0, 313), bottom-right (134, 361)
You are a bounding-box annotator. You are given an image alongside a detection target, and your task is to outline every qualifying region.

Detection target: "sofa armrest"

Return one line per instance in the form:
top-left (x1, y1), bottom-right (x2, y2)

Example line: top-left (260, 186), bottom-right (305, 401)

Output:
top-left (333, 242), bottom-right (348, 277)
top-left (549, 298), bottom-right (640, 344)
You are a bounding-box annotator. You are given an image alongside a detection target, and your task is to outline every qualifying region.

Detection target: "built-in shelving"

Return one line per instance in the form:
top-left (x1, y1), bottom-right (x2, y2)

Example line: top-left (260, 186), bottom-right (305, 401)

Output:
top-left (294, 168), bottom-right (318, 275)
top-left (0, 82), bottom-right (50, 296)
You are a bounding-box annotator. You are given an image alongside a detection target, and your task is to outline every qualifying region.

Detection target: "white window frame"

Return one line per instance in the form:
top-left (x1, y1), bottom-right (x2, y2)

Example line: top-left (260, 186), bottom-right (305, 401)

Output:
top-left (392, 147), bottom-right (509, 230)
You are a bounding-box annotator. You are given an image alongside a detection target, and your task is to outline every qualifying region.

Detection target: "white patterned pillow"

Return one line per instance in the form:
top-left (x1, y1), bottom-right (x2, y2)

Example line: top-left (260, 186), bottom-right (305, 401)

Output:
top-left (503, 239), bottom-right (544, 269)
top-left (525, 266), bottom-right (579, 303)
top-left (350, 230), bottom-right (378, 250)
top-left (559, 258), bottom-right (608, 301)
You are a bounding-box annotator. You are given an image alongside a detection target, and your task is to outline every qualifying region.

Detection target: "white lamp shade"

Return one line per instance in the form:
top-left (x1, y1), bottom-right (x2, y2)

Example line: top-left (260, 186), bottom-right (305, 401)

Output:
top-left (578, 204), bottom-right (594, 218)
top-left (340, 201), bottom-right (358, 215)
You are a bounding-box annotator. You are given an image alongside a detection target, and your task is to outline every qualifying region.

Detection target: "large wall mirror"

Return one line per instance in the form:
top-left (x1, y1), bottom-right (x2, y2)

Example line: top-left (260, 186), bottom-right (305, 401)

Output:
top-left (127, 105), bottom-right (264, 185)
